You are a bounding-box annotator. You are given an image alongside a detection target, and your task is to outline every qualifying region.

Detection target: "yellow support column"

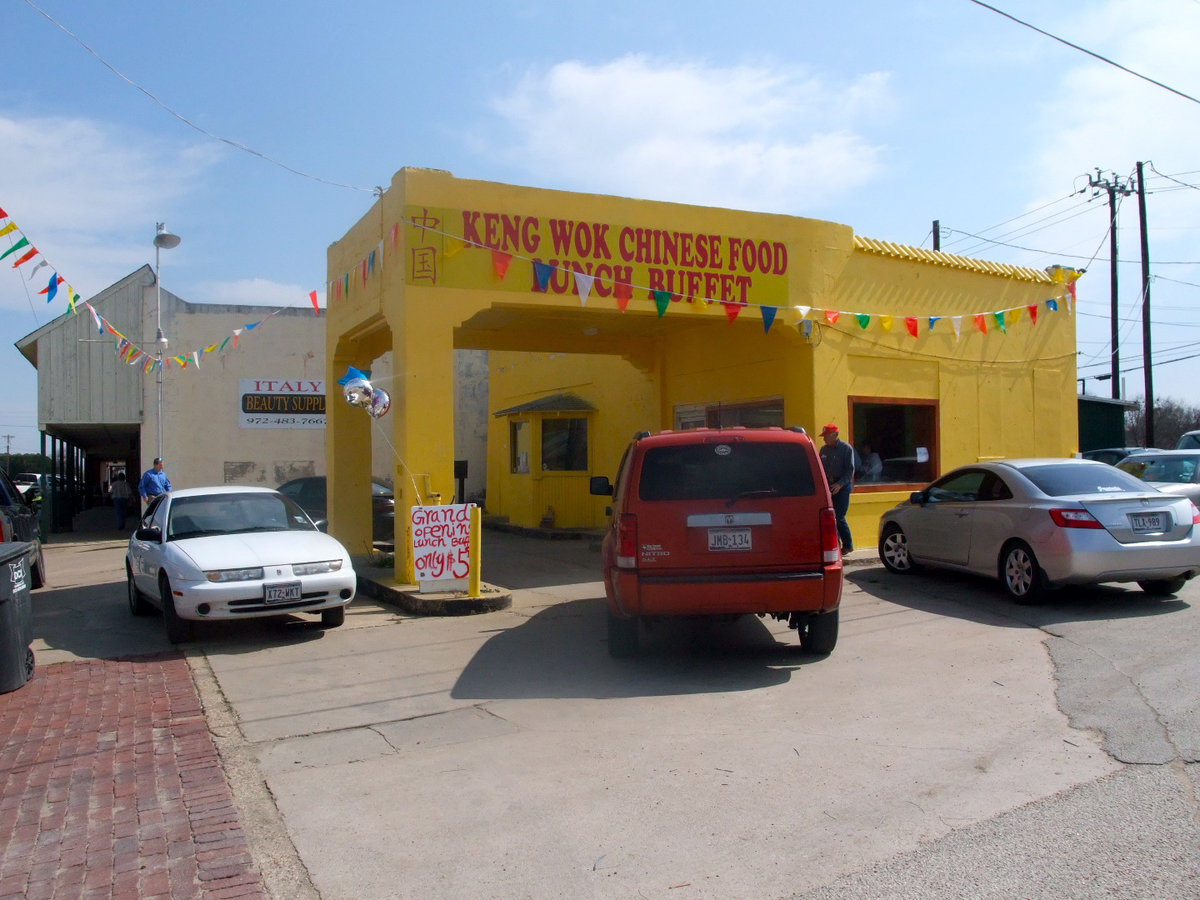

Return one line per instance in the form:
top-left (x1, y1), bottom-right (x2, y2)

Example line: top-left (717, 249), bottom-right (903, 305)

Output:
top-left (468, 504), bottom-right (481, 598)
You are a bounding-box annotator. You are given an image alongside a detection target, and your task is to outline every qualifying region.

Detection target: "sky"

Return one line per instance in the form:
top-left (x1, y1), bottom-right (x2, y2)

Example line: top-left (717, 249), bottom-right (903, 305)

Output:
top-left (2, 0), bottom-right (1199, 454)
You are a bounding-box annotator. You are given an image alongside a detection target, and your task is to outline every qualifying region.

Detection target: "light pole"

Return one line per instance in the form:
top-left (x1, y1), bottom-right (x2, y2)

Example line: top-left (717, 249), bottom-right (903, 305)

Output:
top-left (153, 222), bottom-right (181, 462)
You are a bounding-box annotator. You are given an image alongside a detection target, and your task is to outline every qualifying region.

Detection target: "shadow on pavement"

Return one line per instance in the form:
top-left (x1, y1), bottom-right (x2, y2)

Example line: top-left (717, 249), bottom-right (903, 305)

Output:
top-left (452, 597), bottom-right (821, 701)
top-left (850, 565), bottom-right (1191, 630)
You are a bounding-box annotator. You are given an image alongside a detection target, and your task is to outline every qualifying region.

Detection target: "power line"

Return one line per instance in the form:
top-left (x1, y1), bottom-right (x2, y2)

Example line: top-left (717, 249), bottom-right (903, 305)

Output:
top-left (966, 0), bottom-right (1200, 106)
top-left (21, 0), bottom-right (377, 195)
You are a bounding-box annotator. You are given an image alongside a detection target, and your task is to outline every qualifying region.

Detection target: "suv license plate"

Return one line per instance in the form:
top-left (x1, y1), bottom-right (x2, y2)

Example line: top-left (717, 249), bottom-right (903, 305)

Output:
top-left (708, 528), bottom-right (751, 551)
top-left (1129, 513), bottom-right (1165, 534)
top-left (264, 581), bottom-right (302, 604)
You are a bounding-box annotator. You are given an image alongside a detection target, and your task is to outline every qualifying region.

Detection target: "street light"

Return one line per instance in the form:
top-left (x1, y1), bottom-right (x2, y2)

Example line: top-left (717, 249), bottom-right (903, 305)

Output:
top-left (153, 222), bottom-right (181, 461)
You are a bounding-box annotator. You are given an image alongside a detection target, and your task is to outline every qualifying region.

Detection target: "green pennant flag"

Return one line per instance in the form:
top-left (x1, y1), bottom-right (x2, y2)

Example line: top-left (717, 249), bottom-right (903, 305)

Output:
top-left (0, 237), bottom-right (29, 261)
top-left (653, 290), bottom-right (672, 317)
top-left (856, 313), bottom-right (871, 329)
top-left (993, 311), bottom-right (1007, 333)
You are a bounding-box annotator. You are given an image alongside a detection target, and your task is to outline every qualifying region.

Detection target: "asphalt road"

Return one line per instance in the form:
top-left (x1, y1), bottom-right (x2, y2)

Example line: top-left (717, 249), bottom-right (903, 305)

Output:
top-left (28, 530), bottom-right (1200, 899)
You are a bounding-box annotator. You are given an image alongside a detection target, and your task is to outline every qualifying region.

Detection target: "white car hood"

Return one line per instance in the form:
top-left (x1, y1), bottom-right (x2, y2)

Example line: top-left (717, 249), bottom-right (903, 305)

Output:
top-left (174, 531), bottom-right (350, 571)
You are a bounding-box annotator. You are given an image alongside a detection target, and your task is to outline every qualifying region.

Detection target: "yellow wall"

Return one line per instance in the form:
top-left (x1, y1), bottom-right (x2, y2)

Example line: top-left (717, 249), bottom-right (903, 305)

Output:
top-left (327, 167), bottom-right (1078, 562)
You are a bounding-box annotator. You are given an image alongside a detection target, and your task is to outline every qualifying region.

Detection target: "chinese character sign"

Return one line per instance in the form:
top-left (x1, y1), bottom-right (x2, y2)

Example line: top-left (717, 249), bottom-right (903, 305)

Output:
top-left (411, 504), bottom-right (474, 589)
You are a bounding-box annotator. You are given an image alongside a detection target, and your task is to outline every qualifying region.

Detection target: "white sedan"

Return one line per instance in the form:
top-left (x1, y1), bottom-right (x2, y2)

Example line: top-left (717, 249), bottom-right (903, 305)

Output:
top-left (126, 486), bottom-right (356, 642)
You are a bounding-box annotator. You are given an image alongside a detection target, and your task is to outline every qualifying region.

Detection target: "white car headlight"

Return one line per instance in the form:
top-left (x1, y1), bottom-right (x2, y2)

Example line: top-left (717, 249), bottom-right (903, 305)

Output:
top-left (205, 567), bottom-right (265, 583)
top-left (292, 560), bottom-right (343, 576)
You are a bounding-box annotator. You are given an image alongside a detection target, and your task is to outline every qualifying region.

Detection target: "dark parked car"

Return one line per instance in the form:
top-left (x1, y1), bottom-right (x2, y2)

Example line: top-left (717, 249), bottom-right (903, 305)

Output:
top-left (1080, 447), bottom-right (1150, 466)
top-left (277, 476), bottom-right (395, 541)
top-left (0, 468), bottom-right (45, 588)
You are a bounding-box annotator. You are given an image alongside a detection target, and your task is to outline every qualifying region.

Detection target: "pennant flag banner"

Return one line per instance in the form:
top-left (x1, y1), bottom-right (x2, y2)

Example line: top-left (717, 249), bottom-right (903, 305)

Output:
top-left (315, 211), bottom-right (1082, 344)
top-left (761, 305), bottom-right (777, 334)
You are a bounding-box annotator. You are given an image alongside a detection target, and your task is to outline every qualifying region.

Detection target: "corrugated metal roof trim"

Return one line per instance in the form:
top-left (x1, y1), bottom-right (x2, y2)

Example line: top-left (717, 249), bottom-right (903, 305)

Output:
top-left (854, 236), bottom-right (1054, 282)
top-left (493, 392), bottom-right (598, 417)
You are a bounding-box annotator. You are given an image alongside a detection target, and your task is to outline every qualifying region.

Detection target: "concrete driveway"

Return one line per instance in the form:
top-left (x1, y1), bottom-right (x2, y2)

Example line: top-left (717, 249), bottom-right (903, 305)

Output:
top-left (26, 527), bottom-right (1200, 898)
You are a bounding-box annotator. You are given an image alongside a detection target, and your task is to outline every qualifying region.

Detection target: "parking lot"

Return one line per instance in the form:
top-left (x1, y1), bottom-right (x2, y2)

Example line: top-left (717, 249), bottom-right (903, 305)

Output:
top-left (14, 527), bottom-right (1200, 898)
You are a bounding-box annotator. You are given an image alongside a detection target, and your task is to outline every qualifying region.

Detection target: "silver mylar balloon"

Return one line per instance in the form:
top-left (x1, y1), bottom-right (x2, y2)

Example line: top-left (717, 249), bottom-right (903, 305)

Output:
top-left (342, 377), bottom-right (373, 409)
top-left (367, 388), bottom-right (392, 419)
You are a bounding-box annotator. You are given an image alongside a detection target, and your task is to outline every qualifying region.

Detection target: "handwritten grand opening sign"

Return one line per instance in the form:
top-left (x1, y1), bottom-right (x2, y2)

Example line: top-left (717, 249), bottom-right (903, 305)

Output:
top-left (411, 504), bottom-right (476, 592)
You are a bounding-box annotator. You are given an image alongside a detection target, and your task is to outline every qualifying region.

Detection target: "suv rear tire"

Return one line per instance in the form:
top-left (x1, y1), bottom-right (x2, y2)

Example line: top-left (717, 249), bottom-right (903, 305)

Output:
top-left (801, 609), bottom-right (838, 654)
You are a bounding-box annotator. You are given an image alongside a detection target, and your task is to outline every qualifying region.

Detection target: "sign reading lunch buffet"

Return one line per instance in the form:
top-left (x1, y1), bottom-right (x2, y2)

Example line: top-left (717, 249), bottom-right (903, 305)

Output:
top-left (239, 379), bottom-right (326, 429)
top-left (411, 503), bottom-right (473, 591)
top-left (404, 205), bottom-right (791, 307)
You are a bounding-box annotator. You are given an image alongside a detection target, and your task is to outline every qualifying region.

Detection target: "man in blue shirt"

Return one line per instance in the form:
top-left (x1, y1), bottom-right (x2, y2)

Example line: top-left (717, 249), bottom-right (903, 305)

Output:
top-left (818, 424), bottom-right (856, 553)
top-left (138, 458), bottom-right (172, 506)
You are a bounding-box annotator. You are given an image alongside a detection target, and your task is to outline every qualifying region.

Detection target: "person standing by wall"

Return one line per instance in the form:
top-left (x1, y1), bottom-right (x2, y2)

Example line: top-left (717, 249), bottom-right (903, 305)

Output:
top-left (110, 471), bottom-right (132, 529)
top-left (138, 458), bottom-right (172, 508)
top-left (818, 424), bottom-right (856, 553)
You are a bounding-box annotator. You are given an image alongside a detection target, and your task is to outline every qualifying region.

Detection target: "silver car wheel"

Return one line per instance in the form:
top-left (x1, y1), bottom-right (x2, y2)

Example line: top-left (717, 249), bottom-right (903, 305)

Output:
top-left (879, 524), bottom-right (912, 573)
top-left (1002, 542), bottom-right (1044, 604)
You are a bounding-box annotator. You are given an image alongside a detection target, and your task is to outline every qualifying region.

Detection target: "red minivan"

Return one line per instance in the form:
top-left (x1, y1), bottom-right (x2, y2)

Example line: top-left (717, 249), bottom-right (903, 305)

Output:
top-left (590, 427), bottom-right (843, 657)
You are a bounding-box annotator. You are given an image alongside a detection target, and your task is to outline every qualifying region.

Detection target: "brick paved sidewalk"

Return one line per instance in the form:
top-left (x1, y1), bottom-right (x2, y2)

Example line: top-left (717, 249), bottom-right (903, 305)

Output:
top-left (0, 655), bottom-right (266, 900)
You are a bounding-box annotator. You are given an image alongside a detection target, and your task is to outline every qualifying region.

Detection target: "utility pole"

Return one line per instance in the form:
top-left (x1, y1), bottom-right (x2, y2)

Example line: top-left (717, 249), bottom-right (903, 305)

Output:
top-left (2, 434), bottom-right (12, 475)
top-left (1135, 162), bottom-right (1154, 447)
top-left (1085, 169), bottom-right (1133, 399)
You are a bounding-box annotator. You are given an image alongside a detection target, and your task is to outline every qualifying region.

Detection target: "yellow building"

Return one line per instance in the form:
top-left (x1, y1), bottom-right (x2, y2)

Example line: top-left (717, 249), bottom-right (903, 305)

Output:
top-left (327, 167), bottom-right (1078, 563)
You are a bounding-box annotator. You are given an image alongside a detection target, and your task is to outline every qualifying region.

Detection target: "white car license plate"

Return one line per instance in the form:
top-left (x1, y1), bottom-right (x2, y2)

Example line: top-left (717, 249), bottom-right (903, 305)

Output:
top-left (1129, 512), bottom-right (1165, 534)
top-left (264, 581), bottom-right (302, 604)
top-left (708, 527), bottom-right (751, 551)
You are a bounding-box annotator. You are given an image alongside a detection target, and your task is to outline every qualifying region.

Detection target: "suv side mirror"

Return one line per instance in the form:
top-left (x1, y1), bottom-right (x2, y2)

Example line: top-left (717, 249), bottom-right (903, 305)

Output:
top-left (910, 491), bottom-right (927, 505)
top-left (589, 476), bottom-right (613, 496)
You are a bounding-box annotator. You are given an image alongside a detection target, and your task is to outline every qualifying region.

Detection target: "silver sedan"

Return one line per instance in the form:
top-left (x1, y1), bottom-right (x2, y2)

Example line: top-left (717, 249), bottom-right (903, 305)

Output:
top-left (877, 458), bottom-right (1200, 603)
top-left (1115, 450), bottom-right (1200, 506)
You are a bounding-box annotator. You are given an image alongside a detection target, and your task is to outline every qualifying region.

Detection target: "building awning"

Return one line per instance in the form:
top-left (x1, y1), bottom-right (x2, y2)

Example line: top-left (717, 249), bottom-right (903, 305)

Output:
top-left (493, 393), bottom-right (597, 417)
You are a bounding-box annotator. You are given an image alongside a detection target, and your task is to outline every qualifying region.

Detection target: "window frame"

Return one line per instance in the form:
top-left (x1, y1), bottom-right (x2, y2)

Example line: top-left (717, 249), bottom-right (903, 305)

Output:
top-left (849, 395), bottom-right (940, 492)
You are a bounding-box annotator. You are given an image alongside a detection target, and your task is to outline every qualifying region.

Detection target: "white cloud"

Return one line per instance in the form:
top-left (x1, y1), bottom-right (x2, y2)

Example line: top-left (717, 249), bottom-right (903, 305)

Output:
top-left (487, 56), bottom-right (892, 213)
top-left (0, 112), bottom-right (217, 310)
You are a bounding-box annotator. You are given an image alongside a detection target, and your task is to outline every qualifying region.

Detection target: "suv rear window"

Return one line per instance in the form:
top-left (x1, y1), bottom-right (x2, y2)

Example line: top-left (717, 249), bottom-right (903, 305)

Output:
top-left (638, 441), bottom-right (815, 502)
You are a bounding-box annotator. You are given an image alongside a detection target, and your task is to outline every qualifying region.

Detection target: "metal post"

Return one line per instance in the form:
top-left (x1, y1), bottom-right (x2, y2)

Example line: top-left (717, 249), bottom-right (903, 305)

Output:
top-left (1136, 163), bottom-right (1153, 447)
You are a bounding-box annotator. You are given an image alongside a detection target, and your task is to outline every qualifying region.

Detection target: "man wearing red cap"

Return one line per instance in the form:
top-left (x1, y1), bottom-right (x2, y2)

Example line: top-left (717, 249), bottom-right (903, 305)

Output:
top-left (818, 424), bottom-right (856, 553)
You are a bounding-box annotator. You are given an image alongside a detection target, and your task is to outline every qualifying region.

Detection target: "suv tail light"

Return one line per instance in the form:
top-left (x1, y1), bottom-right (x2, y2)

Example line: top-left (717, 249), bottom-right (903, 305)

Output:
top-left (616, 513), bottom-right (637, 569)
top-left (820, 507), bottom-right (840, 564)
top-left (1191, 502), bottom-right (1200, 525)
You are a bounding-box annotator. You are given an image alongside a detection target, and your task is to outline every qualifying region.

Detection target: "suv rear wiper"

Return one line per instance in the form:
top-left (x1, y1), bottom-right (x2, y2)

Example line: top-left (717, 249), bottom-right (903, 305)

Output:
top-left (726, 489), bottom-right (778, 507)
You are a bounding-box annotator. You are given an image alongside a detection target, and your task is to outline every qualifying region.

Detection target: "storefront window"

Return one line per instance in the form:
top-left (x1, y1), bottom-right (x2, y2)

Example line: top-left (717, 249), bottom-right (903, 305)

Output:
top-left (542, 417), bottom-right (588, 471)
top-left (850, 398), bottom-right (938, 486)
top-left (510, 420), bottom-right (531, 473)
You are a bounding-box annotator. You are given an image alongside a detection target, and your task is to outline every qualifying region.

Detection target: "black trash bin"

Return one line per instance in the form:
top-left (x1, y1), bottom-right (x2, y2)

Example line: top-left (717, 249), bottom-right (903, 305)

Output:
top-left (0, 542), bottom-right (34, 694)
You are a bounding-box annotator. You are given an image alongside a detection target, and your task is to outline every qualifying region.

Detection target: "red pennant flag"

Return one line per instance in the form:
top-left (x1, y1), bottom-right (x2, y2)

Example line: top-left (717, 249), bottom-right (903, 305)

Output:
top-left (309, 290), bottom-right (319, 314)
top-left (974, 314), bottom-right (988, 334)
top-left (905, 316), bottom-right (919, 338)
top-left (722, 301), bottom-right (745, 323)
top-left (1028, 304), bottom-right (1039, 324)
top-left (492, 250), bottom-right (512, 279)
top-left (12, 247), bottom-right (38, 268)
top-left (614, 281), bottom-right (633, 312)
top-left (824, 310), bottom-right (840, 324)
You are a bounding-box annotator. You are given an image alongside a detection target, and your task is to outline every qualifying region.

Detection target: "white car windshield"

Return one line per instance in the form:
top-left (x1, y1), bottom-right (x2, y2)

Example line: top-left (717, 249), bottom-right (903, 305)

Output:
top-left (167, 493), bottom-right (317, 540)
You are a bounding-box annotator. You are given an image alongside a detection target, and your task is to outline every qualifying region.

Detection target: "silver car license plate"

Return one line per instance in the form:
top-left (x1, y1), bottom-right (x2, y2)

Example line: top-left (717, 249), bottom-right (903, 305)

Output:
top-left (708, 527), bottom-right (751, 551)
top-left (264, 581), bottom-right (302, 604)
top-left (1129, 512), bottom-right (1165, 534)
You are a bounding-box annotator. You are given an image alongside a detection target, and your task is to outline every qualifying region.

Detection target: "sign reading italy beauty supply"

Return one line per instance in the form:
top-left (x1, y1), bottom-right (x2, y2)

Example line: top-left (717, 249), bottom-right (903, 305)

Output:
top-left (411, 503), bottom-right (474, 592)
top-left (239, 379), bottom-right (326, 429)
top-left (403, 206), bottom-right (790, 308)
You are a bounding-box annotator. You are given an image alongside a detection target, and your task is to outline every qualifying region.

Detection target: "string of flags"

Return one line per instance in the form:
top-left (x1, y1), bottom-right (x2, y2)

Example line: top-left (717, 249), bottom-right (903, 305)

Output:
top-left (327, 213), bottom-right (1081, 339)
top-left (2, 204), bottom-right (324, 372)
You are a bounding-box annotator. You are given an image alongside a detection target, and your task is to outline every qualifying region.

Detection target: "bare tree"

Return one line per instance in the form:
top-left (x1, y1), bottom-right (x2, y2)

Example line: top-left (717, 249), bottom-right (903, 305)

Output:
top-left (1125, 397), bottom-right (1200, 448)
